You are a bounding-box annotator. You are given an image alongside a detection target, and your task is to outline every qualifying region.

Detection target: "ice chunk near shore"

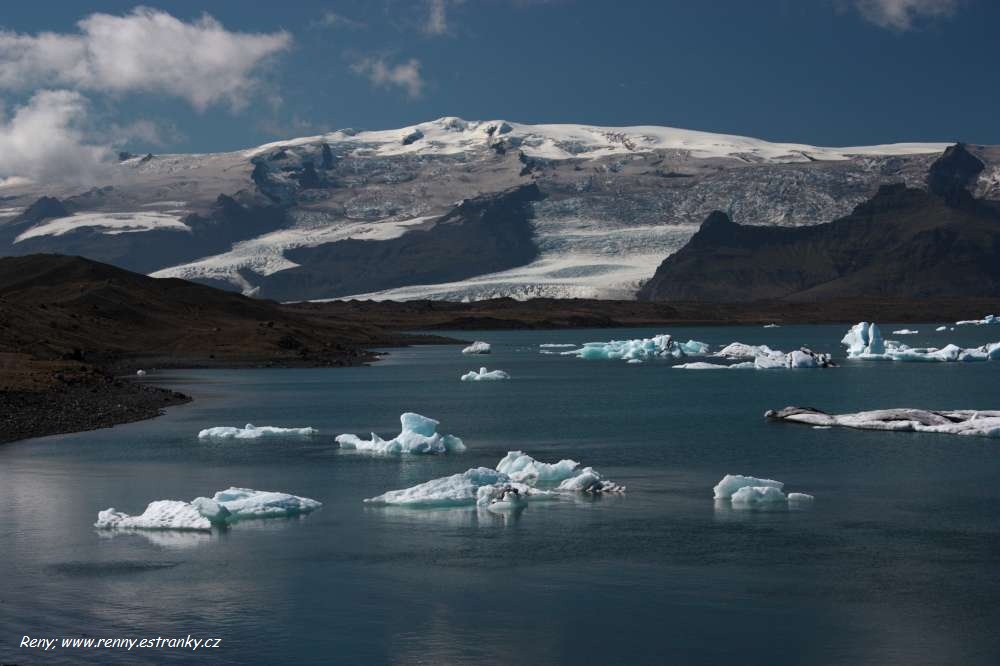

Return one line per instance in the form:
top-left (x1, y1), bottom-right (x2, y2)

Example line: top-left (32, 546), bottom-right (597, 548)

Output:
top-left (763, 324), bottom-right (780, 328)
top-left (198, 424), bottom-right (318, 440)
top-left (461, 367), bottom-right (511, 381)
top-left (570, 334), bottom-right (709, 362)
top-left (956, 315), bottom-right (999, 326)
top-left (766, 406), bottom-right (1000, 439)
top-left (462, 341), bottom-right (491, 354)
top-left (336, 412), bottom-right (466, 454)
top-left (96, 500), bottom-right (212, 531)
top-left (893, 329), bottom-right (918, 335)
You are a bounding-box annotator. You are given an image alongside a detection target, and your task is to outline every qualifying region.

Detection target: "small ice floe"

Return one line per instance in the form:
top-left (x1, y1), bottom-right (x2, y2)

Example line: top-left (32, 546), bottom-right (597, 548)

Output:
top-left (566, 334), bottom-right (709, 363)
top-left (956, 315), bottom-right (999, 326)
top-left (462, 341), bottom-right (491, 354)
top-left (714, 342), bottom-right (778, 359)
top-left (710, 342), bottom-right (833, 369)
top-left (460, 367), bottom-right (510, 381)
top-left (336, 412), bottom-right (465, 454)
top-left (766, 406), bottom-right (1000, 439)
top-left (936, 326), bottom-right (948, 332)
top-left (763, 324), bottom-right (780, 328)
top-left (713, 474), bottom-right (813, 507)
top-left (842, 322), bottom-right (1000, 362)
top-left (95, 487), bottom-right (321, 531)
top-left (365, 452), bottom-right (624, 509)
top-left (539, 343), bottom-right (576, 348)
top-left (892, 329), bottom-right (918, 335)
top-left (198, 424), bottom-right (318, 440)
top-left (136, 369), bottom-right (147, 377)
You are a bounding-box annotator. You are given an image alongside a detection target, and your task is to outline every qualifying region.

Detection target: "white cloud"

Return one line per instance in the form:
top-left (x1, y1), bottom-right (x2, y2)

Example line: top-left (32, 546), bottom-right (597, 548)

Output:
top-left (315, 11), bottom-right (366, 30)
top-left (853, 0), bottom-right (959, 30)
top-left (424, 0), bottom-right (449, 35)
top-left (0, 7), bottom-right (291, 111)
top-left (351, 57), bottom-right (424, 98)
top-left (0, 90), bottom-right (111, 185)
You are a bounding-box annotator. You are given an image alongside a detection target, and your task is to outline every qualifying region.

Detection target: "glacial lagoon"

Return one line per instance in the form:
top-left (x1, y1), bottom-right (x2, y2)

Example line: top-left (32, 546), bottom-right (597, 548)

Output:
top-left (2, 324), bottom-right (999, 665)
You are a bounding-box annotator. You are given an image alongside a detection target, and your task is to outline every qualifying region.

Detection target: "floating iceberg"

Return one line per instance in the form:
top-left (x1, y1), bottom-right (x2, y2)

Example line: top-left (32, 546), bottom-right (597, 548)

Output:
top-left (460, 367), bottom-right (511, 381)
top-left (892, 329), bottom-right (918, 335)
top-left (462, 341), bottom-right (492, 354)
top-left (198, 424), bottom-right (318, 440)
top-left (366, 452), bottom-right (624, 508)
top-left (674, 362), bottom-right (731, 370)
top-left (755, 348), bottom-right (833, 369)
top-left (763, 324), bottom-right (780, 328)
top-left (713, 474), bottom-right (812, 506)
top-left (766, 406), bottom-right (1000, 439)
top-left (935, 326), bottom-right (948, 332)
top-left (567, 334), bottom-right (709, 363)
top-left (539, 343), bottom-right (576, 348)
top-left (842, 322), bottom-right (999, 362)
top-left (714, 342), bottom-right (777, 359)
top-left (95, 487), bottom-right (321, 531)
top-left (956, 315), bottom-right (998, 326)
top-left (136, 369), bottom-right (147, 377)
top-left (496, 450), bottom-right (580, 483)
top-left (336, 412), bottom-right (466, 454)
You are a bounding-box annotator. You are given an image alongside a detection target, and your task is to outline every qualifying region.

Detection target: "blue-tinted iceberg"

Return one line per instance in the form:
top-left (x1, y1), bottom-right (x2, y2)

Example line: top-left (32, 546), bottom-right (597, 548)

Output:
top-left (892, 329), bottom-right (918, 335)
top-left (462, 341), bottom-right (491, 354)
top-left (336, 412), bottom-right (466, 454)
top-left (366, 452), bottom-right (624, 508)
top-left (95, 487), bottom-right (321, 531)
top-left (842, 322), bottom-right (1000, 362)
top-left (567, 334), bottom-right (709, 363)
top-left (766, 406), bottom-right (1000, 439)
top-left (461, 367), bottom-right (511, 381)
top-left (198, 424), bottom-right (317, 440)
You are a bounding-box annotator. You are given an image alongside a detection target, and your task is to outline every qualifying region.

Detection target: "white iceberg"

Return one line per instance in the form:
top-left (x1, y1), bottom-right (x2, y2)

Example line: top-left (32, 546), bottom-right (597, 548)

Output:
top-left (366, 452), bottom-right (625, 508)
top-left (714, 342), bottom-right (778, 359)
top-left (460, 367), bottom-right (511, 381)
top-left (766, 406), bottom-right (1000, 439)
top-left (496, 450), bottom-right (580, 483)
top-left (713, 474), bottom-right (783, 500)
top-left (956, 315), bottom-right (999, 326)
top-left (892, 329), bottom-right (918, 335)
top-left (755, 348), bottom-right (833, 369)
top-left (336, 412), bottom-right (466, 455)
top-left (539, 343), bottom-right (576, 348)
top-left (568, 334), bottom-right (709, 363)
top-left (935, 326), bottom-right (948, 332)
top-left (95, 487), bottom-right (321, 531)
top-left (674, 362), bottom-right (730, 370)
top-left (136, 369), bottom-right (147, 377)
top-left (96, 500), bottom-right (213, 531)
top-left (462, 341), bottom-right (492, 354)
top-left (763, 324), bottom-right (780, 328)
top-left (713, 474), bottom-right (813, 507)
top-left (842, 322), bottom-right (999, 362)
top-left (198, 424), bottom-right (318, 440)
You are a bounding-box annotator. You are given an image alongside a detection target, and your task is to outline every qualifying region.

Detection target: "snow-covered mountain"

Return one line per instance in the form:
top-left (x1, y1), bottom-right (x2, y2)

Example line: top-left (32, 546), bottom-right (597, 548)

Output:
top-left (0, 116), bottom-right (988, 301)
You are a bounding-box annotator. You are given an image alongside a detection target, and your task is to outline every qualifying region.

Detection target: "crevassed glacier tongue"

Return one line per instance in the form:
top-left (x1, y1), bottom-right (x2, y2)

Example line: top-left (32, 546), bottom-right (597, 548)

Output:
top-left (336, 412), bottom-right (466, 454)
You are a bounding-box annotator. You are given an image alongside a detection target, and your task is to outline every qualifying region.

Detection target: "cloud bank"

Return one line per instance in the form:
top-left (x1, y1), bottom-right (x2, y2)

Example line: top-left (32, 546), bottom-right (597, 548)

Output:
top-left (853, 0), bottom-right (960, 31)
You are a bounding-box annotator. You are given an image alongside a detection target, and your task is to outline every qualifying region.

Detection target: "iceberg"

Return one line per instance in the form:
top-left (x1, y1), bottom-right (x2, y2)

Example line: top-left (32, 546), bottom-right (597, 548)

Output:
top-left (956, 315), bottom-right (999, 326)
top-left (714, 342), bottom-right (777, 359)
top-left (892, 329), bottom-right (918, 335)
top-left (136, 369), bottom-right (147, 377)
top-left (461, 341), bottom-right (492, 354)
top-left (568, 333), bottom-right (709, 363)
top-left (496, 450), bottom-right (580, 483)
top-left (842, 322), bottom-right (1000, 362)
top-left (674, 362), bottom-right (731, 370)
top-left (366, 452), bottom-right (625, 508)
top-left (539, 343), bottom-right (576, 348)
top-left (935, 325), bottom-right (948, 331)
top-left (766, 406), bottom-right (1000, 439)
top-left (460, 367), bottom-right (511, 381)
top-left (755, 348), bottom-right (833, 369)
top-left (95, 487), bottom-right (321, 531)
top-left (198, 424), bottom-right (317, 440)
top-left (713, 474), bottom-right (813, 506)
top-left (763, 324), bottom-right (780, 328)
top-left (336, 412), bottom-right (466, 454)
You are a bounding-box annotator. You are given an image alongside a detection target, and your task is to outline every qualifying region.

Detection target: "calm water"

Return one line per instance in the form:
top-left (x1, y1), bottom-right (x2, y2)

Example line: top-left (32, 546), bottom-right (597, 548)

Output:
top-left (2, 324), bottom-right (999, 665)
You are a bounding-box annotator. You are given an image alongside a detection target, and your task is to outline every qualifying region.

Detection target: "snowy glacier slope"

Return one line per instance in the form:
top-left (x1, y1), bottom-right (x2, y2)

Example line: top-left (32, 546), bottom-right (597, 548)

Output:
top-left (0, 116), bottom-right (973, 301)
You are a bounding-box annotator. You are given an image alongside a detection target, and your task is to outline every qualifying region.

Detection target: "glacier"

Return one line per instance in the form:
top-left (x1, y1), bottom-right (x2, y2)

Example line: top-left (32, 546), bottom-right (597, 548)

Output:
top-left (766, 406), bottom-right (1000, 439)
top-left (461, 341), bottom-right (492, 355)
top-left (336, 412), bottom-right (466, 455)
top-left (842, 322), bottom-right (1000, 362)
top-left (461, 367), bottom-right (511, 381)
top-left (95, 487), bottom-right (321, 531)
top-left (198, 424), bottom-right (318, 440)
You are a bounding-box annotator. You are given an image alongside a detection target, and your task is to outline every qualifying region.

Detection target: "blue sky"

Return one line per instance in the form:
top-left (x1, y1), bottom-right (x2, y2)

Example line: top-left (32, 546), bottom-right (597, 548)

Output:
top-left (0, 0), bottom-right (996, 173)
